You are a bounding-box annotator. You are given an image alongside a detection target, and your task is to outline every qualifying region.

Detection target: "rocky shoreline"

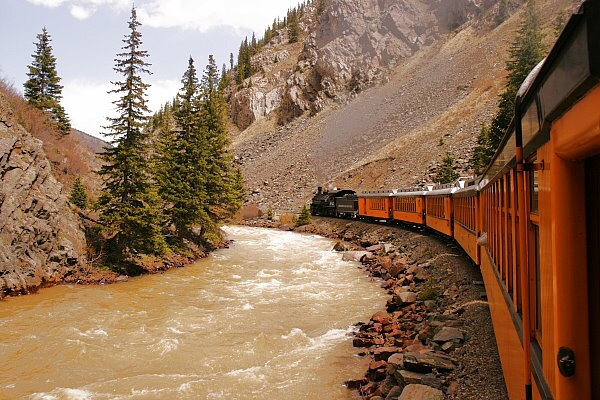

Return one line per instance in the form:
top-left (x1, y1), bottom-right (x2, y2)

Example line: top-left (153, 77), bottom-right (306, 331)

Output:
top-left (0, 238), bottom-right (227, 300)
top-left (246, 216), bottom-right (508, 400)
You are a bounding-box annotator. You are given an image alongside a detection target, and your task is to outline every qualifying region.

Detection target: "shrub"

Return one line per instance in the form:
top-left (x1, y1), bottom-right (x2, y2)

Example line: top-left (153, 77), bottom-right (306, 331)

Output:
top-left (418, 279), bottom-right (440, 301)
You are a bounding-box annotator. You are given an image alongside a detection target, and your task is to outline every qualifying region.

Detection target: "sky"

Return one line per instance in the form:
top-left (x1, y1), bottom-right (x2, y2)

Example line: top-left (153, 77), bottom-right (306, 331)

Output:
top-left (0, 0), bottom-right (300, 139)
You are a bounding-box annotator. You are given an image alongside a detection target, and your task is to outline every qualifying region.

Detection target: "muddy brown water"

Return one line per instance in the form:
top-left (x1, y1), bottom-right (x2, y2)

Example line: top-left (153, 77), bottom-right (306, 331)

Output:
top-left (0, 226), bottom-right (386, 400)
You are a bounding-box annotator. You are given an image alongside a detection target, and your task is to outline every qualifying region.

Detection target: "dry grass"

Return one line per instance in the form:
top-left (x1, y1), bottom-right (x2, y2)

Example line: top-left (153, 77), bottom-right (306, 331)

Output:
top-left (0, 78), bottom-right (102, 197)
top-left (278, 212), bottom-right (298, 225)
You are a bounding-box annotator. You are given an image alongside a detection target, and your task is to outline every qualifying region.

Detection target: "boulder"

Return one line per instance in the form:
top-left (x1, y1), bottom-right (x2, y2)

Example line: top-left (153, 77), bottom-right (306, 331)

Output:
top-left (333, 241), bottom-right (351, 251)
top-left (345, 377), bottom-right (368, 389)
top-left (432, 327), bottom-right (464, 343)
top-left (373, 346), bottom-right (402, 361)
top-left (385, 385), bottom-right (404, 400)
top-left (396, 292), bottom-right (417, 305)
top-left (371, 310), bottom-right (392, 325)
top-left (367, 244), bottom-right (383, 252)
top-left (402, 352), bottom-right (456, 373)
top-left (342, 251), bottom-right (370, 262)
top-left (398, 384), bottom-right (444, 400)
top-left (394, 370), bottom-right (428, 386)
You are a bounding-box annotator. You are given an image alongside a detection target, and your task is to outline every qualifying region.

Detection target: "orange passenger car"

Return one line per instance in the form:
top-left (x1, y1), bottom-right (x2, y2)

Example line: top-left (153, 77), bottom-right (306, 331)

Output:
top-left (424, 184), bottom-right (456, 237)
top-left (453, 180), bottom-right (479, 264)
top-left (391, 188), bottom-right (427, 225)
top-left (357, 191), bottom-right (395, 220)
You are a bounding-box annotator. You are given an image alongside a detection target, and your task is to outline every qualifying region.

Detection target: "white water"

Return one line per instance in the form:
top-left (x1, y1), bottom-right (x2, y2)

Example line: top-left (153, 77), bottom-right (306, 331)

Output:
top-left (0, 226), bottom-right (385, 399)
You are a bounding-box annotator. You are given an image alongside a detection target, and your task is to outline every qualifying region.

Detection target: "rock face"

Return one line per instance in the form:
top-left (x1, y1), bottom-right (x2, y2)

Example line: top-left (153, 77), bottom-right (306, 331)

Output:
top-left (227, 0), bottom-right (496, 129)
top-left (0, 93), bottom-right (86, 296)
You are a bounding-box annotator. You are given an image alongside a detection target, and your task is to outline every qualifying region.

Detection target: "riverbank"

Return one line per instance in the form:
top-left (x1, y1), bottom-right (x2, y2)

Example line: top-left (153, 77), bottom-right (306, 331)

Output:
top-left (246, 216), bottom-right (508, 400)
top-left (0, 233), bottom-right (227, 300)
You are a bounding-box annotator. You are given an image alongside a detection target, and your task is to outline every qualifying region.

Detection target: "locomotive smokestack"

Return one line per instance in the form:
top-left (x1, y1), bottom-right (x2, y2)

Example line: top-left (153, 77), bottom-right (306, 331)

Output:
top-left (317, 187), bottom-right (322, 194)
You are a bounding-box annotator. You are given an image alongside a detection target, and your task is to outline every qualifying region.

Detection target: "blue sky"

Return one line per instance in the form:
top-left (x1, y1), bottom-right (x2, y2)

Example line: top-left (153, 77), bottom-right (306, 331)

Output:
top-left (1, 0), bottom-right (300, 138)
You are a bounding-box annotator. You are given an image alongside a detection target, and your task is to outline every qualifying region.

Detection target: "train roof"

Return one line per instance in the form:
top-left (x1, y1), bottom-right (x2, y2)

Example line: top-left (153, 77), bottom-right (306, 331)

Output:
top-left (360, 190), bottom-right (398, 197)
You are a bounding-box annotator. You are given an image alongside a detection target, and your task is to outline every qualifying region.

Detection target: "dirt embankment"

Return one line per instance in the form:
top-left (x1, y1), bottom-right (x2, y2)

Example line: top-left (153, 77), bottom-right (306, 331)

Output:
top-left (249, 216), bottom-right (508, 399)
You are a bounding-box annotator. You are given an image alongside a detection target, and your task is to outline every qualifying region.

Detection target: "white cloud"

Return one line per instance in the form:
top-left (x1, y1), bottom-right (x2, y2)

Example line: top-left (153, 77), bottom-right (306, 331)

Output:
top-left (62, 78), bottom-right (179, 139)
top-left (70, 5), bottom-right (94, 19)
top-left (28, 0), bottom-right (302, 33)
top-left (27, 0), bottom-right (66, 8)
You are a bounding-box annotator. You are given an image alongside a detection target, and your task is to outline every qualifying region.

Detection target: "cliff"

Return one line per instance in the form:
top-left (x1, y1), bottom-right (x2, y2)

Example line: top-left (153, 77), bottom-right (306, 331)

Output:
top-left (0, 92), bottom-right (87, 297)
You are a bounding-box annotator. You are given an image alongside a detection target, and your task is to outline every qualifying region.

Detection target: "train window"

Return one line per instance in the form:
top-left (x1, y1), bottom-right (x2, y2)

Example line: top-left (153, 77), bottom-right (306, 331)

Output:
top-left (539, 20), bottom-right (589, 120)
top-left (533, 225), bottom-right (542, 341)
top-left (530, 157), bottom-right (539, 214)
top-left (521, 100), bottom-right (540, 147)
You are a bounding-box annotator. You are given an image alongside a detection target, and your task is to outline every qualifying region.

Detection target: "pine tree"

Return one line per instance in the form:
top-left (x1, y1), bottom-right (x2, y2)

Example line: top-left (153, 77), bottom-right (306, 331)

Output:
top-left (288, 9), bottom-right (299, 43)
top-left (230, 52), bottom-right (234, 70)
top-left (470, 124), bottom-right (495, 174)
top-left (554, 9), bottom-right (567, 37)
top-left (317, 0), bottom-right (328, 15)
top-left (97, 6), bottom-right (166, 257)
top-left (198, 55), bottom-right (244, 223)
top-left (69, 176), bottom-right (88, 209)
top-left (266, 205), bottom-right (274, 221)
top-left (475, 0), bottom-right (545, 168)
top-left (24, 27), bottom-right (71, 134)
top-left (497, 0), bottom-right (509, 25)
top-left (435, 153), bottom-right (460, 184)
top-left (156, 56), bottom-right (213, 238)
top-left (297, 205), bottom-right (312, 226)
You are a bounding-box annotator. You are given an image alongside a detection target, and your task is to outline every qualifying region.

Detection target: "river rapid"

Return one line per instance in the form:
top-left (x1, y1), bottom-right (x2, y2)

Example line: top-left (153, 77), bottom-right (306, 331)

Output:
top-left (0, 226), bottom-right (386, 400)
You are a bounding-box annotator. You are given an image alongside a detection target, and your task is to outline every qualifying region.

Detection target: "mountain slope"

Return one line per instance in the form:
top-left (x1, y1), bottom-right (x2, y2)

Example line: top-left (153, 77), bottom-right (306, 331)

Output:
top-left (230, 0), bottom-right (576, 211)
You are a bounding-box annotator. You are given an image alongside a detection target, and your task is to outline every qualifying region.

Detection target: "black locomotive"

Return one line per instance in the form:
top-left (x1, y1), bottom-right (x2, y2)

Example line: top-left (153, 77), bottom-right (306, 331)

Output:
top-left (310, 187), bottom-right (358, 218)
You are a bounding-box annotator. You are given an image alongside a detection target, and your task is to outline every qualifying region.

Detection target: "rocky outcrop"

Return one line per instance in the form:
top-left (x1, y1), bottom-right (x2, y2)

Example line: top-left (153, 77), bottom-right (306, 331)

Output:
top-left (228, 0), bottom-right (497, 128)
top-left (0, 93), bottom-right (86, 297)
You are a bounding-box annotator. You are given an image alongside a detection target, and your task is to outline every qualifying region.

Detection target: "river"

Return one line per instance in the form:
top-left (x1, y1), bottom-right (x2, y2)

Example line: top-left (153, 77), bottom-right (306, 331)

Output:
top-left (0, 226), bottom-right (386, 400)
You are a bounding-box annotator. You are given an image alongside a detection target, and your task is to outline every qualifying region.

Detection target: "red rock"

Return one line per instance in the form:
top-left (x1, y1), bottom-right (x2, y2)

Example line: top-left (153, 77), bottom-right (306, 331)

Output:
top-left (373, 337), bottom-right (385, 345)
top-left (377, 255), bottom-right (392, 270)
top-left (353, 338), bottom-right (375, 347)
top-left (371, 310), bottom-right (392, 325)
top-left (373, 346), bottom-right (402, 361)
top-left (345, 377), bottom-right (368, 389)
top-left (359, 382), bottom-right (378, 396)
top-left (369, 360), bottom-right (388, 370)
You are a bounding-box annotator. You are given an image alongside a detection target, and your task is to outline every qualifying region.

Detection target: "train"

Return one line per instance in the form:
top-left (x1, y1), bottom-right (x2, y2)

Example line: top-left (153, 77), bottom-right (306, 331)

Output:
top-left (311, 1), bottom-right (599, 399)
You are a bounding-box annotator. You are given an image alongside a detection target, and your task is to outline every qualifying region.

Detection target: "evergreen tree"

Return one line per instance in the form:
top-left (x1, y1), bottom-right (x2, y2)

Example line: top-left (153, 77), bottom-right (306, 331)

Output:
top-left (435, 153), bottom-right (460, 184)
top-left (475, 0), bottom-right (545, 168)
top-left (156, 56), bottom-right (212, 237)
top-left (317, 0), bottom-right (328, 15)
top-left (497, 0), bottom-right (509, 25)
top-left (230, 52), bottom-right (234, 70)
top-left (297, 205), bottom-right (312, 226)
top-left (198, 55), bottom-right (244, 223)
top-left (470, 124), bottom-right (495, 174)
top-left (97, 6), bottom-right (167, 256)
top-left (24, 27), bottom-right (71, 134)
top-left (554, 9), bottom-right (567, 37)
top-left (69, 176), bottom-right (88, 209)
top-left (288, 9), bottom-right (299, 43)
top-left (266, 205), bottom-right (274, 221)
